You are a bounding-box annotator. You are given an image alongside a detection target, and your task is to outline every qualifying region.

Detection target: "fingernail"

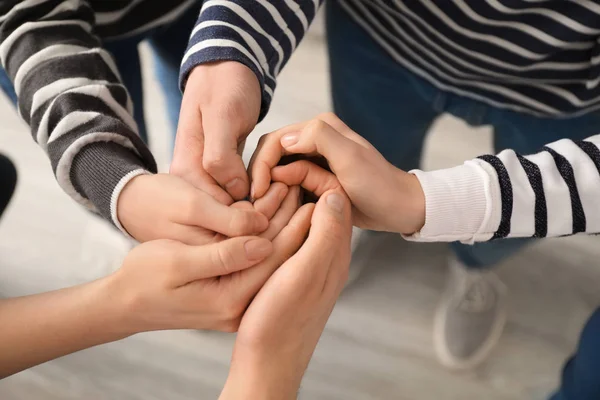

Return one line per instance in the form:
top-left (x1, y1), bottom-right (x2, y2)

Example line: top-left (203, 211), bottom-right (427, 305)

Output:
top-left (326, 193), bottom-right (344, 213)
top-left (250, 183), bottom-right (256, 201)
top-left (226, 178), bottom-right (241, 189)
top-left (281, 133), bottom-right (299, 148)
top-left (245, 238), bottom-right (273, 261)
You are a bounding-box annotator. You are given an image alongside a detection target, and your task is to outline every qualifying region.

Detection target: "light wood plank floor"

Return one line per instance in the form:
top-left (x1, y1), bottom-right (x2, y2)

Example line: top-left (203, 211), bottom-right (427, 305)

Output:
top-left (1, 19), bottom-right (599, 400)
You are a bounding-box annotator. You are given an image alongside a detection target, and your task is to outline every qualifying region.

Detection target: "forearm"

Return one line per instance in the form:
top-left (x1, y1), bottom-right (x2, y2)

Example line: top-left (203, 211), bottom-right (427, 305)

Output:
top-left (179, 0), bottom-right (324, 120)
top-left (405, 134), bottom-right (600, 243)
top-left (0, 1), bottom-right (156, 228)
top-left (220, 358), bottom-right (300, 400)
top-left (0, 277), bottom-right (128, 378)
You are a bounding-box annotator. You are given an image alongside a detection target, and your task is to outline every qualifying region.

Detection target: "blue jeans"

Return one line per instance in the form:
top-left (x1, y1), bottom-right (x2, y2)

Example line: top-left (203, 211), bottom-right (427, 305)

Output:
top-left (327, 1), bottom-right (600, 399)
top-left (551, 309), bottom-right (600, 400)
top-left (326, 0), bottom-right (600, 269)
top-left (0, 2), bottom-right (201, 145)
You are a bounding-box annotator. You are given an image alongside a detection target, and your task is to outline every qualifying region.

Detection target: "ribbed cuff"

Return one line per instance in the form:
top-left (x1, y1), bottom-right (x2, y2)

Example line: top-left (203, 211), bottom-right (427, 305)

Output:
top-left (404, 161), bottom-right (501, 244)
top-left (110, 168), bottom-right (151, 239)
top-left (69, 141), bottom-right (156, 226)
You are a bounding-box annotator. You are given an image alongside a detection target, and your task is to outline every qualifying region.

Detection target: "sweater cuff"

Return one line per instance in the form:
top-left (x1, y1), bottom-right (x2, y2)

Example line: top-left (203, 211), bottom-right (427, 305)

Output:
top-left (68, 141), bottom-right (156, 231)
top-left (403, 161), bottom-right (502, 244)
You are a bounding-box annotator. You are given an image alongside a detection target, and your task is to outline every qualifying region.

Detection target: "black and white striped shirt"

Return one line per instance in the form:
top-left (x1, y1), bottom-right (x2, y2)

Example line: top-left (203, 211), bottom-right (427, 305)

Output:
top-left (181, 0), bottom-right (600, 242)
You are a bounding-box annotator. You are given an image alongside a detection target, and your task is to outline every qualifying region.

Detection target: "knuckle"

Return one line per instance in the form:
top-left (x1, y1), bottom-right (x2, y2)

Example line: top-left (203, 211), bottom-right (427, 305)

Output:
top-left (179, 193), bottom-right (202, 221)
top-left (212, 245), bottom-right (236, 275)
top-left (228, 211), bottom-right (254, 236)
top-left (202, 151), bottom-right (228, 172)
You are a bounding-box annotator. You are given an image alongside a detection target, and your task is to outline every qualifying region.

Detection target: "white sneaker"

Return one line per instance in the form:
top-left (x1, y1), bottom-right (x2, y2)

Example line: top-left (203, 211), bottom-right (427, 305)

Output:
top-left (434, 256), bottom-right (507, 370)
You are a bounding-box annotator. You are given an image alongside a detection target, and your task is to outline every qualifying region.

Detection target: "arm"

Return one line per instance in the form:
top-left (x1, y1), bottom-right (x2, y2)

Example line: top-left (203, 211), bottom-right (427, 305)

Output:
top-left (408, 134), bottom-right (600, 243)
top-left (0, 278), bottom-right (127, 378)
top-left (0, 0), bottom-right (156, 227)
top-left (0, 186), bottom-right (308, 377)
top-left (179, 0), bottom-right (324, 120)
top-left (171, 0), bottom-right (324, 200)
top-left (220, 190), bottom-right (353, 400)
top-left (0, 1), bottom-right (272, 244)
top-left (249, 113), bottom-right (600, 243)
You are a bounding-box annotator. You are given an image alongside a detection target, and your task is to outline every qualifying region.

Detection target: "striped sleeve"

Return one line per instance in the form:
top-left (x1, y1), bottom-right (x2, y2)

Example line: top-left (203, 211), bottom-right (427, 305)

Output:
top-left (0, 0), bottom-right (157, 228)
top-left (179, 0), bottom-right (323, 120)
top-left (406, 134), bottom-right (600, 243)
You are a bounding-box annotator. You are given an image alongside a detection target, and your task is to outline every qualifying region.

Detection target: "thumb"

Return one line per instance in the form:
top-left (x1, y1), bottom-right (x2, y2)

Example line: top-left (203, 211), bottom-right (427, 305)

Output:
top-left (280, 119), bottom-right (359, 177)
top-left (178, 236), bottom-right (273, 283)
top-left (292, 189), bottom-right (353, 275)
top-left (202, 112), bottom-right (251, 200)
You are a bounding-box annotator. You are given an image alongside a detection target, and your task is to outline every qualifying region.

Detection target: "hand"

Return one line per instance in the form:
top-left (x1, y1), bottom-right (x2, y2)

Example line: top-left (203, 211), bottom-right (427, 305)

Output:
top-left (117, 173), bottom-right (271, 244)
top-left (171, 61), bottom-right (262, 202)
top-left (110, 192), bottom-right (311, 333)
top-left (220, 190), bottom-right (353, 400)
top-left (249, 113), bottom-right (426, 234)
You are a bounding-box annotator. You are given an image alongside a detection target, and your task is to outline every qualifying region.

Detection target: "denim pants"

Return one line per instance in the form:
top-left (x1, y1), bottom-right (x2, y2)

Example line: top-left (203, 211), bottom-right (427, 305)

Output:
top-left (0, 3), bottom-right (201, 144)
top-left (327, 1), bottom-right (600, 399)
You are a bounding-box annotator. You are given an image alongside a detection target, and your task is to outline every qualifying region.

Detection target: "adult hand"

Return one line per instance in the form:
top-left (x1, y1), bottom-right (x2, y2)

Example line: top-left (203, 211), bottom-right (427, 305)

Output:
top-left (111, 192), bottom-right (311, 334)
top-left (249, 113), bottom-right (426, 234)
top-left (220, 190), bottom-right (353, 400)
top-left (170, 61), bottom-right (262, 202)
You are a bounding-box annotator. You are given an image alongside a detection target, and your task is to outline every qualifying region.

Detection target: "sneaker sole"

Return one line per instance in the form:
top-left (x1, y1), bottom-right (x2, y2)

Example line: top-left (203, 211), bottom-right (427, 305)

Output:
top-left (433, 289), bottom-right (507, 370)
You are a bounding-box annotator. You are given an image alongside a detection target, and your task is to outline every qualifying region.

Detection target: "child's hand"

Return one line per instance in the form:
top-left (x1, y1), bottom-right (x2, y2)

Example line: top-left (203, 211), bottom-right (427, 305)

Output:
top-left (220, 190), bottom-right (352, 399)
top-left (109, 192), bottom-right (312, 334)
top-left (249, 113), bottom-right (426, 234)
top-left (117, 173), bottom-right (276, 244)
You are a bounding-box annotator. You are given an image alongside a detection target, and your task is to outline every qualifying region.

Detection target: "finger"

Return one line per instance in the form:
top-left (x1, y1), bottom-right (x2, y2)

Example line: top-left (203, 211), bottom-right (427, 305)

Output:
top-left (313, 112), bottom-right (376, 150)
top-left (172, 101), bottom-right (235, 205)
top-left (202, 115), bottom-right (250, 200)
top-left (177, 236), bottom-right (274, 282)
top-left (178, 191), bottom-right (269, 237)
top-left (284, 190), bottom-right (353, 294)
top-left (248, 122), bottom-right (307, 200)
top-left (167, 224), bottom-right (216, 246)
top-left (239, 202), bottom-right (315, 293)
top-left (280, 119), bottom-right (361, 177)
top-left (231, 200), bottom-right (254, 211)
top-left (259, 186), bottom-right (301, 241)
top-left (196, 181), bottom-right (235, 206)
top-left (252, 182), bottom-right (289, 219)
top-left (271, 160), bottom-right (342, 198)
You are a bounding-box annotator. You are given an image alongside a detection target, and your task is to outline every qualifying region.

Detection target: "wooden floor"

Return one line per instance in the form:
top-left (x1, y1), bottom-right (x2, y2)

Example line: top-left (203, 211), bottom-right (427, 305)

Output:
top-left (2, 18), bottom-right (600, 400)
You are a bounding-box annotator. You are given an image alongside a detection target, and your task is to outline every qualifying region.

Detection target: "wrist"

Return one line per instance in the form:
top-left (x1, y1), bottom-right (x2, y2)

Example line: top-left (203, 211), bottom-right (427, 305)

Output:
top-left (221, 350), bottom-right (302, 400)
top-left (77, 276), bottom-right (134, 343)
top-left (391, 168), bottom-right (426, 235)
top-left (97, 272), bottom-right (143, 338)
top-left (113, 169), bottom-right (151, 239)
top-left (116, 173), bottom-right (153, 240)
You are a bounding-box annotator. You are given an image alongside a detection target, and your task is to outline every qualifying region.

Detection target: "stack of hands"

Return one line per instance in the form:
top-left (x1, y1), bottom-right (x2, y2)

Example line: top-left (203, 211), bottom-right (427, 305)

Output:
top-left (114, 63), bottom-right (426, 396)
top-left (0, 63), bottom-right (425, 396)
